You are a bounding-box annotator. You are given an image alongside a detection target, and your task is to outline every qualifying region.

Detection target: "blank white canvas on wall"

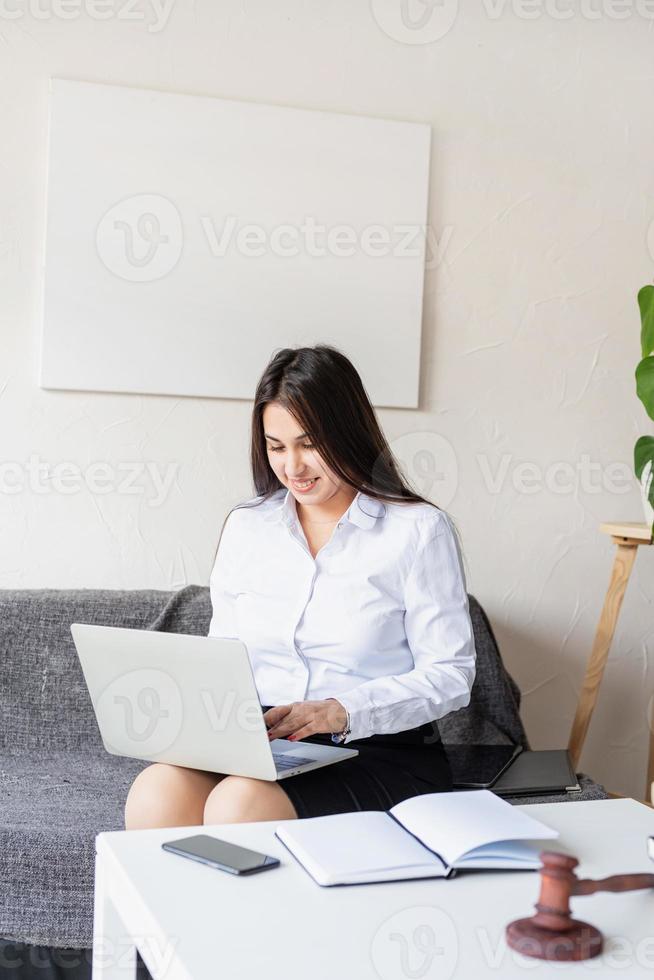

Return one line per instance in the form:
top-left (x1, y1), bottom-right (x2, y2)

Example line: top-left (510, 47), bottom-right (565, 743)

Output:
top-left (40, 78), bottom-right (431, 408)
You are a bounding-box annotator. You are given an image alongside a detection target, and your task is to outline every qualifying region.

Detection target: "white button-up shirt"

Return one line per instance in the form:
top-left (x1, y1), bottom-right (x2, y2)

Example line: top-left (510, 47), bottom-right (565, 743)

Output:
top-left (208, 487), bottom-right (476, 743)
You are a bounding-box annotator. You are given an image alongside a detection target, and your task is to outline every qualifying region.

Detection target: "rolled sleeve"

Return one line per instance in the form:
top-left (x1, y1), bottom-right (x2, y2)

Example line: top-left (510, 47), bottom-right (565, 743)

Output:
top-left (331, 512), bottom-right (477, 742)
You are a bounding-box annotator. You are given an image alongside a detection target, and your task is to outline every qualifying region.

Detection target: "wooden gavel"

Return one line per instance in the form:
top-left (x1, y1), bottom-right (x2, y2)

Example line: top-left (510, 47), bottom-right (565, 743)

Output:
top-left (505, 850), bottom-right (654, 961)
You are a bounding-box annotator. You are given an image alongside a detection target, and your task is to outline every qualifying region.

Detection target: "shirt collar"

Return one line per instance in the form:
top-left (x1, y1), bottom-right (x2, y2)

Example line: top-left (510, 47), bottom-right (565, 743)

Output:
top-left (263, 487), bottom-right (385, 530)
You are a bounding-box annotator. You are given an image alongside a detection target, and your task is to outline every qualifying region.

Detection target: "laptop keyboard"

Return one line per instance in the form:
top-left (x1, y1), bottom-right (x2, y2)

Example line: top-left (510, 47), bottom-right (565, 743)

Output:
top-left (272, 752), bottom-right (316, 771)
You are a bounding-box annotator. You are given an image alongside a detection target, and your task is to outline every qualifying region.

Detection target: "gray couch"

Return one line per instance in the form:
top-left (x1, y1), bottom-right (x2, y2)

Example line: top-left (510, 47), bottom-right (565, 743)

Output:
top-left (0, 586), bottom-right (606, 968)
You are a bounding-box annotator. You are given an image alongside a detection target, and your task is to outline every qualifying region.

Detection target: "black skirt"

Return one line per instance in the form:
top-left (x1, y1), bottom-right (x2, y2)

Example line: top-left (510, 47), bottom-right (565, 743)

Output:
top-left (261, 705), bottom-right (453, 820)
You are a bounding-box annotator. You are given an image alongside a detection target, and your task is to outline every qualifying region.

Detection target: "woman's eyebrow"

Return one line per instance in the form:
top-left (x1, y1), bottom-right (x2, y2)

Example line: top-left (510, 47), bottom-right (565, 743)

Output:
top-left (264, 433), bottom-right (309, 442)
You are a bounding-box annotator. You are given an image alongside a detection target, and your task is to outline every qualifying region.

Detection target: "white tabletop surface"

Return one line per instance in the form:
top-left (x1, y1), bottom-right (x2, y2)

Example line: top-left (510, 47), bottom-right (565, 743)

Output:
top-left (96, 798), bottom-right (654, 979)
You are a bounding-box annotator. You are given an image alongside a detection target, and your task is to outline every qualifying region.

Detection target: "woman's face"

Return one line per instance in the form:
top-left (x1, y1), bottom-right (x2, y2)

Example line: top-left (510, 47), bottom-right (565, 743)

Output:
top-left (262, 402), bottom-right (349, 508)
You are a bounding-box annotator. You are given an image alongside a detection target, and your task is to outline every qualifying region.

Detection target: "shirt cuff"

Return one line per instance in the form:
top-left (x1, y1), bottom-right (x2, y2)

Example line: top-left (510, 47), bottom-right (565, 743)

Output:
top-left (327, 690), bottom-right (374, 743)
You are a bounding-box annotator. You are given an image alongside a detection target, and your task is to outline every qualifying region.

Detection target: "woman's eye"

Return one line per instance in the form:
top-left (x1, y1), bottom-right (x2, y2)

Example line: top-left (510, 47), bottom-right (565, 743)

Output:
top-left (268, 444), bottom-right (314, 452)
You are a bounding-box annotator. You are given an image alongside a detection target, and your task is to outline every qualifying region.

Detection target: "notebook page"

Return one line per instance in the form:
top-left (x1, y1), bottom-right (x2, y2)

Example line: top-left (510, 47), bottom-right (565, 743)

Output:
top-left (275, 811), bottom-right (447, 883)
top-left (454, 839), bottom-right (545, 868)
top-left (390, 790), bottom-right (558, 868)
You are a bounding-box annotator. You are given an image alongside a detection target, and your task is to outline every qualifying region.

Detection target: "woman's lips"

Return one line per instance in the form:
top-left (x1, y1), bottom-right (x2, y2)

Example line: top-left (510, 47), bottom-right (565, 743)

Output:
top-left (291, 477), bottom-right (319, 492)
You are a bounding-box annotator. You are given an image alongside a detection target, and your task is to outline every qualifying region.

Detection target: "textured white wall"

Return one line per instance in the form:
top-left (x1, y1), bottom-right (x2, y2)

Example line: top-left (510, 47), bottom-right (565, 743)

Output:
top-left (1, 1), bottom-right (653, 800)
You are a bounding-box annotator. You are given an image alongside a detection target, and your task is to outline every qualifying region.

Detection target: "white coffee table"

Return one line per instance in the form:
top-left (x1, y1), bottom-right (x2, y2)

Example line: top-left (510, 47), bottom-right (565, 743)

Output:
top-left (92, 798), bottom-right (654, 979)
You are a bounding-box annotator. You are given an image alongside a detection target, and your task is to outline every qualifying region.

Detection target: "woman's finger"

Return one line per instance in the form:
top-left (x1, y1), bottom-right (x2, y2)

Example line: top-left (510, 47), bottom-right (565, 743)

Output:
top-left (287, 723), bottom-right (316, 741)
top-left (266, 715), bottom-right (300, 740)
top-left (262, 703), bottom-right (292, 728)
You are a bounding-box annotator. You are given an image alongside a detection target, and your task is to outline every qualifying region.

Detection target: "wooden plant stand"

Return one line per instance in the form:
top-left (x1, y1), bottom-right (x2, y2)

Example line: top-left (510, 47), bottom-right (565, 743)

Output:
top-left (567, 522), bottom-right (653, 803)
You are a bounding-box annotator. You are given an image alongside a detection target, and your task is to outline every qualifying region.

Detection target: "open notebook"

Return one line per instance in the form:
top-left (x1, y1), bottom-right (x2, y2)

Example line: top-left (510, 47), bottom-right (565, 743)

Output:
top-left (274, 789), bottom-right (559, 886)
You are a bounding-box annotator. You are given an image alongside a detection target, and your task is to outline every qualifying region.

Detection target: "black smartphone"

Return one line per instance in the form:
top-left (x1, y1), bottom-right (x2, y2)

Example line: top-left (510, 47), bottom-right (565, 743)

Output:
top-left (161, 834), bottom-right (280, 875)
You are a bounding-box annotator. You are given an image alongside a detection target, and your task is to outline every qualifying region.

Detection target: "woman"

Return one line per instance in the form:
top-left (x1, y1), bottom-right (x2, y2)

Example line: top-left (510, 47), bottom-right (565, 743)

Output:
top-left (124, 344), bottom-right (476, 830)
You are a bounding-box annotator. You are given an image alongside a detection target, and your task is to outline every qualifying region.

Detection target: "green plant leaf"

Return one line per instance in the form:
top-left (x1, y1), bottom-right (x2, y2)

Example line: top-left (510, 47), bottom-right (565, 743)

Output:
top-left (635, 357), bottom-right (654, 420)
top-left (634, 436), bottom-right (654, 480)
top-left (645, 464), bottom-right (654, 512)
top-left (638, 285), bottom-right (654, 358)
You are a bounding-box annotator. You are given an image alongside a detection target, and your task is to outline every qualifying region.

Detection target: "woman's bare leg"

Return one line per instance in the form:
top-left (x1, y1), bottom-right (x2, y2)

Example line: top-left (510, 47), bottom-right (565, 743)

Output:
top-left (203, 775), bottom-right (298, 825)
top-left (124, 763), bottom-right (227, 830)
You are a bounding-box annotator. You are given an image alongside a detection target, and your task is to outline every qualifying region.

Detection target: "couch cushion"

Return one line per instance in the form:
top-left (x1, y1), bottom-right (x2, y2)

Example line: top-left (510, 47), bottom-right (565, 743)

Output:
top-left (0, 748), bottom-right (149, 948)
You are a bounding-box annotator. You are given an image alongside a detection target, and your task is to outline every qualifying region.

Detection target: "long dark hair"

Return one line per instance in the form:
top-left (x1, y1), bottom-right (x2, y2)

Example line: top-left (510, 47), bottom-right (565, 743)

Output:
top-left (211, 344), bottom-right (463, 567)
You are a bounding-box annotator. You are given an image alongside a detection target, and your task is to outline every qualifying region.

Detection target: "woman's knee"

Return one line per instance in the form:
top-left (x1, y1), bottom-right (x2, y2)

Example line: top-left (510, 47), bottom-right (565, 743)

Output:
top-left (124, 762), bottom-right (225, 830)
top-left (203, 775), bottom-right (298, 825)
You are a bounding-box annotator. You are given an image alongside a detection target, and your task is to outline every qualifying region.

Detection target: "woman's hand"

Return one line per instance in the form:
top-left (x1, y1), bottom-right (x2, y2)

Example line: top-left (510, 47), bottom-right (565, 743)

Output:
top-left (263, 699), bottom-right (347, 741)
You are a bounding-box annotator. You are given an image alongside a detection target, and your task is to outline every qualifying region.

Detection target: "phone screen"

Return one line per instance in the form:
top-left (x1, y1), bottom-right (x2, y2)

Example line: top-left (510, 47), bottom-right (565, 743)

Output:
top-left (162, 834), bottom-right (280, 875)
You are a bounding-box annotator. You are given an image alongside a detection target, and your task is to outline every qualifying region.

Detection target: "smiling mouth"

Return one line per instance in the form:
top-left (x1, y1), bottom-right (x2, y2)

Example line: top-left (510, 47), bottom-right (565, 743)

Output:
top-left (291, 477), bottom-right (319, 489)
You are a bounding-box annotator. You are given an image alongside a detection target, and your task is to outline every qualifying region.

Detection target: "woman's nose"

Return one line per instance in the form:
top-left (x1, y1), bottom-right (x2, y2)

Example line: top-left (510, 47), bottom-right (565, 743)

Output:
top-left (286, 453), bottom-right (310, 477)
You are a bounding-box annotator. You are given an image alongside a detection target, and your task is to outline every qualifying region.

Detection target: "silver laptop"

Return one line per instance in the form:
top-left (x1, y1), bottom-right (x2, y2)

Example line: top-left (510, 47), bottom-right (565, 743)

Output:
top-left (70, 623), bottom-right (358, 780)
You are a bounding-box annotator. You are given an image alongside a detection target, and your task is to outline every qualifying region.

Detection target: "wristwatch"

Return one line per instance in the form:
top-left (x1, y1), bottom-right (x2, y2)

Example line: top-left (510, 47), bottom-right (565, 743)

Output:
top-left (330, 703), bottom-right (351, 745)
